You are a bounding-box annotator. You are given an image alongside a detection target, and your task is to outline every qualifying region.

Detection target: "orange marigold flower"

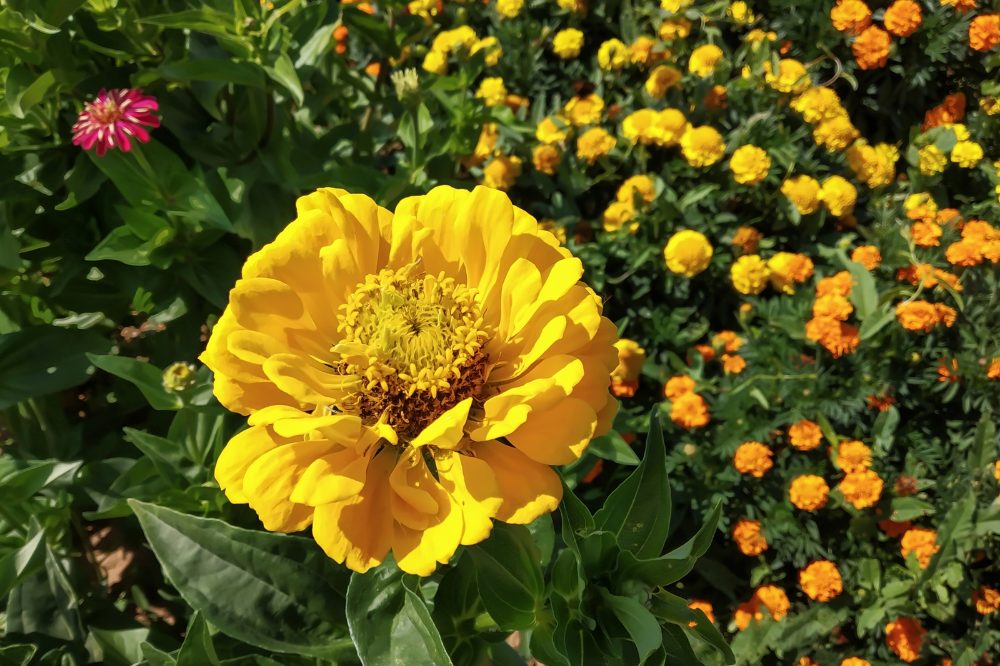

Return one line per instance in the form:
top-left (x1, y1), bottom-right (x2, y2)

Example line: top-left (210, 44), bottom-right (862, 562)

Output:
top-left (969, 14), bottom-right (1000, 52)
top-left (841, 659), bottom-right (871, 666)
top-left (731, 225), bottom-right (763, 255)
top-left (671, 392), bottom-right (710, 429)
top-left (694, 344), bottom-right (716, 362)
top-left (851, 245), bottom-right (881, 270)
top-left (879, 518), bottom-right (912, 537)
top-left (722, 353), bottom-right (747, 374)
top-left (900, 527), bottom-right (939, 568)
top-left (911, 220), bottom-right (942, 247)
top-left (839, 469), bottom-right (884, 509)
top-left (937, 358), bottom-right (959, 383)
top-left (734, 598), bottom-right (763, 630)
top-left (896, 300), bottom-right (944, 332)
top-left (713, 330), bottom-right (744, 353)
top-left (733, 518), bottom-right (768, 555)
top-left (830, 0), bottom-right (872, 35)
top-left (867, 393), bottom-right (896, 411)
top-left (886, 617), bottom-right (926, 663)
top-left (812, 294), bottom-right (853, 321)
top-left (884, 0), bottom-right (922, 37)
top-left (754, 585), bottom-right (790, 621)
top-left (836, 439), bottom-right (872, 472)
top-left (852, 25), bottom-right (891, 70)
top-left (734, 441), bottom-right (774, 477)
top-left (664, 375), bottom-right (697, 400)
top-left (940, 0), bottom-right (976, 11)
top-left (961, 219), bottom-right (999, 242)
top-left (922, 92), bottom-right (966, 130)
top-left (788, 419), bottom-right (823, 450)
top-left (806, 317), bottom-right (860, 358)
top-left (987, 358), bottom-right (1000, 380)
top-left (688, 599), bottom-right (716, 626)
top-left (934, 303), bottom-right (956, 327)
top-left (799, 560), bottom-right (843, 601)
top-left (790, 474), bottom-right (830, 511)
top-left (816, 271), bottom-right (853, 297)
top-left (973, 585), bottom-right (1000, 614)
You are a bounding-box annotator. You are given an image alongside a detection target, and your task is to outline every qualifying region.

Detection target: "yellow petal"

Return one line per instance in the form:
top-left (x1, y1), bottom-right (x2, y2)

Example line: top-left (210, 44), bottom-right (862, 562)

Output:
top-left (215, 425), bottom-right (284, 503)
top-left (509, 257), bottom-right (585, 335)
top-left (262, 353), bottom-right (357, 406)
top-left (410, 398), bottom-right (472, 449)
top-left (506, 398), bottom-right (597, 465)
top-left (390, 449), bottom-right (442, 530)
top-left (289, 447), bottom-right (369, 506)
top-left (437, 452), bottom-right (502, 546)
top-left (474, 440), bottom-right (562, 524)
top-left (243, 440), bottom-right (337, 531)
top-left (392, 494), bottom-right (464, 576)
top-left (210, 375), bottom-right (298, 416)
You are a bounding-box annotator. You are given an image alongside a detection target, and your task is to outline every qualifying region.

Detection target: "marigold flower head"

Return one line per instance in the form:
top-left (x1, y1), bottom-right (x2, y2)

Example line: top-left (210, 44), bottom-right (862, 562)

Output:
top-left (556, 0), bottom-right (586, 11)
top-left (918, 145), bottom-right (948, 175)
top-left (900, 527), bottom-right (938, 568)
top-left (665, 230), bottom-right (714, 277)
top-left (563, 94), bottom-right (605, 126)
top-left (722, 353), bottom-right (746, 374)
top-left (831, 0), bottom-right (872, 35)
top-left (768, 252), bottom-right (815, 294)
top-left (764, 59), bottom-right (810, 94)
top-left (475, 77), bottom-right (508, 106)
top-left (732, 518), bottom-right (768, 556)
top-left (201, 185), bottom-right (619, 575)
top-left (536, 116), bottom-right (569, 144)
top-left (792, 86), bottom-right (846, 124)
top-left (937, 357), bottom-right (960, 383)
top-left (552, 28), bottom-right (584, 59)
top-left (576, 127), bottom-right (616, 164)
top-left (617, 175), bottom-right (656, 205)
top-left (659, 18), bottom-right (692, 40)
top-left (884, 0), bottom-right (922, 37)
top-left (422, 49), bottom-right (448, 75)
top-left (671, 391), bottom-right (710, 429)
top-left (911, 220), bottom-right (942, 247)
top-left (432, 26), bottom-right (478, 54)
top-left (694, 344), bottom-right (716, 362)
top-left (482, 154), bottom-right (522, 191)
top-left (495, 0), bottom-right (523, 18)
top-left (628, 36), bottom-right (658, 66)
top-left (813, 294), bottom-right (853, 321)
top-left (603, 201), bottom-right (636, 234)
top-left (813, 115), bottom-right (860, 152)
top-left (819, 176), bottom-right (858, 217)
top-left (886, 617), bottom-right (926, 662)
top-left (687, 599), bottom-right (715, 626)
top-left (532, 144), bottom-right (561, 176)
top-left (969, 14), bottom-right (1000, 52)
top-left (469, 123), bottom-right (498, 166)
top-left (880, 518), bottom-right (912, 537)
top-left (597, 38), bottom-right (628, 70)
top-left (951, 140), bottom-right (984, 168)
top-left (800, 560), bottom-right (843, 601)
top-left (629, 108), bottom-right (689, 147)
top-left (754, 585), bottom-right (790, 620)
top-left (664, 375), bottom-right (696, 400)
top-left (839, 469), bottom-right (884, 508)
top-left (661, 0), bottom-right (692, 11)
top-left (945, 239), bottom-right (983, 266)
top-left (789, 419), bottom-right (823, 450)
top-left (973, 585), bottom-right (1000, 614)
top-left (896, 300), bottom-right (950, 332)
top-left (790, 475), bottom-right (830, 511)
top-left (611, 339), bottom-right (645, 397)
top-left (851, 245), bottom-right (881, 270)
top-left (731, 226), bottom-right (763, 255)
top-left (689, 44), bottom-right (725, 77)
top-left (816, 271), bottom-right (854, 298)
top-left (836, 439), bottom-right (872, 472)
top-left (988, 359), bottom-right (1000, 380)
top-left (730, 145), bottom-right (772, 185)
top-left (731, 255), bottom-right (770, 295)
top-left (782, 175), bottom-right (822, 214)
top-left (846, 141), bottom-right (898, 188)
top-left (922, 92), bottom-right (966, 130)
top-left (734, 598), bottom-right (763, 630)
top-left (72, 88), bottom-right (159, 156)
top-left (645, 65), bottom-right (682, 98)
top-left (940, 0), bottom-right (976, 11)
top-left (853, 25), bottom-right (891, 69)
top-left (841, 659), bottom-right (871, 666)
top-left (734, 441), bottom-right (774, 477)
top-left (680, 125), bottom-right (726, 167)
top-left (713, 331), bottom-right (743, 353)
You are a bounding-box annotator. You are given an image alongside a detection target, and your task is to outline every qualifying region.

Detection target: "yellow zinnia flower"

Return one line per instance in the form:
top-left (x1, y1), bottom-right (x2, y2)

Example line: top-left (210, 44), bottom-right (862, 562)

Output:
top-left (201, 186), bottom-right (619, 575)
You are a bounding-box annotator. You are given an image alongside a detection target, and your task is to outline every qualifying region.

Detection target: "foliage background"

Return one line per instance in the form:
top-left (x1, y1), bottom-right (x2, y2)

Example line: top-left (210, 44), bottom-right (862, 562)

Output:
top-left (1, 0), bottom-right (998, 664)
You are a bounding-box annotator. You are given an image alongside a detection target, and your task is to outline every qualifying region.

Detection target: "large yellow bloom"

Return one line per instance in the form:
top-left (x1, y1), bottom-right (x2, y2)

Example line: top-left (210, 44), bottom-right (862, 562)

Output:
top-left (201, 186), bottom-right (619, 575)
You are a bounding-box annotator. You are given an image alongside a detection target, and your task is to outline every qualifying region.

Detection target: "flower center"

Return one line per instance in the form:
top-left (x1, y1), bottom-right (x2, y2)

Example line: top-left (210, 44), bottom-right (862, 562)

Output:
top-left (334, 263), bottom-right (492, 438)
top-left (88, 99), bottom-right (123, 125)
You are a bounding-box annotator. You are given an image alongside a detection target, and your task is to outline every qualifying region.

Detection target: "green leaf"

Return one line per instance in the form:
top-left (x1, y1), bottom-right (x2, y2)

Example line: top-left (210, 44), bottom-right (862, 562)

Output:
top-left (342, 6), bottom-right (399, 57)
top-left (599, 590), bottom-right (661, 664)
top-left (0, 644), bottom-right (37, 666)
top-left (90, 627), bottom-right (151, 666)
top-left (588, 431), bottom-right (641, 466)
top-left (650, 591), bottom-right (734, 664)
top-left (890, 497), bottom-right (934, 521)
top-left (265, 54), bottom-right (304, 106)
top-left (468, 523), bottom-right (543, 630)
top-left (0, 460), bottom-right (82, 504)
top-left (970, 411), bottom-right (997, 472)
top-left (0, 326), bottom-right (108, 409)
top-left (346, 562), bottom-right (454, 666)
top-left (0, 529), bottom-right (46, 598)
top-left (559, 482), bottom-right (595, 554)
top-left (129, 500), bottom-right (354, 659)
top-left (141, 9), bottom-right (237, 36)
top-left (593, 413), bottom-right (671, 558)
top-left (176, 613), bottom-right (220, 666)
top-left (844, 257), bottom-right (878, 320)
top-left (87, 354), bottom-right (183, 410)
top-left (618, 501), bottom-right (721, 588)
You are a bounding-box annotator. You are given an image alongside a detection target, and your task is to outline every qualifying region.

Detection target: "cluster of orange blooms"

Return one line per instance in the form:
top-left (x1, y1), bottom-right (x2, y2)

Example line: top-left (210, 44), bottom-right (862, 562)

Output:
top-left (733, 584), bottom-right (790, 630)
top-left (662, 331), bottom-right (749, 430)
top-left (805, 271), bottom-right (860, 358)
top-left (895, 300), bottom-right (957, 332)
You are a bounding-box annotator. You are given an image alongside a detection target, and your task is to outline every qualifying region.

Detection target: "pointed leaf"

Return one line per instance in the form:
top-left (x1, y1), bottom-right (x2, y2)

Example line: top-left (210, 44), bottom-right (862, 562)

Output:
top-left (467, 523), bottom-right (543, 630)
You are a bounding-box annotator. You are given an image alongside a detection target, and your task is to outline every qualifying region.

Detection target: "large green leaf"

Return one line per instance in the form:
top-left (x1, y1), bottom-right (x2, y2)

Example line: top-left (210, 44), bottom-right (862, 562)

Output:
top-left (599, 590), bottom-right (662, 665)
top-left (129, 501), bottom-right (354, 659)
top-left (346, 562), bottom-right (453, 666)
top-left (0, 326), bottom-right (109, 409)
top-left (467, 523), bottom-right (544, 630)
top-left (617, 501), bottom-right (722, 588)
top-left (593, 413), bottom-right (671, 558)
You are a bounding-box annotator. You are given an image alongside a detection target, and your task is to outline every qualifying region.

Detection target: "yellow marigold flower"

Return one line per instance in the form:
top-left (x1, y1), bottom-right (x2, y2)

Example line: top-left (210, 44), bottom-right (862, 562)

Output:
top-left (730, 255), bottom-right (770, 295)
top-left (597, 38), bottom-right (628, 70)
top-left (734, 441), bottom-right (774, 477)
top-left (969, 14), bottom-right (1000, 52)
top-left (788, 419), bottom-right (823, 450)
top-left (819, 176), bottom-right (857, 217)
top-left (755, 585), bottom-right (789, 620)
top-left (886, 617), bottom-right (926, 663)
top-left (839, 469), bottom-right (883, 509)
top-left (851, 245), bottom-right (881, 270)
top-left (836, 439), bottom-right (872, 472)
top-left (482, 154), bottom-right (522, 190)
top-left (162, 362), bottom-right (197, 392)
top-left (813, 115), bottom-right (860, 151)
top-left (846, 141), bottom-right (898, 188)
top-left (466, 123), bottom-right (498, 166)
top-left (792, 86), bottom-right (846, 124)
top-left (432, 26), bottom-right (477, 54)
top-left (852, 25), bottom-right (891, 70)
top-left (731, 226), bottom-right (762, 255)
top-left (961, 219), bottom-right (999, 242)
top-left (896, 300), bottom-right (947, 332)
top-left (650, 108), bottom-right (690, 146)
top-left (841, 659), bottom-right (871, 666)
top-left (552, 28), bottom-right (583, 60)
top-left (611, 339), bottom-right (645, 397)
top-left (732, 518), bottom-right (768, 556)
top-left (495, 0), bottom-right (523, 18)
top-left (764, 59), bottom-right (810, 94)
top-left (767, 252), bottom-right (815, 294)
top-left (645, 65), bottom-right (682, 97)
top-left (790, 475), bottom-right (830, 511)
top-left (799, 560), bottom-right (843, 601)
top-left (201, 186), bottom-right (619, 575)
top-left (664, 375), bottom-right (696, 400)
top-left (781, 175), bottom-right (821, 215)
top-left (688, 44), bottom-right (725, 77)
top-left (536, 115), bottom-right (569, 144)
top-left (687, 599), bottom-right (715, 627)
top-left (670, 391), bottom-right (710, 429)
top-left (884, 0), bottom-right (922, 37)
top-left (563, 93), bottom-right (604, 126)
top-left (981, 97), bottom-right (1000, 114)
top-left (722, 353), bottom-right (746, 374)
top-left (973, 585), bottom-right (1000, 614)
top-left (917, 144), bottom-right (947, 175)
top-left (951, 140), bottom-right (983, 168)
top-left (659, 18), bottom-right (692, 40)
top-left (727, 1), bottom-right (755, 24)
top-left (532, 144), bottom-right (561, 175)
top-left (475, 77), bottom-right (507, 106)
top-left (576, 127), bottom-right (616, 164)
top-left (729, 145), bottom-right (771, 185)
top-left (422, 49), bottom-right (448, 75)
top-left (664, 230), bottom-right (713, 277)
top-left (407, 0), bottom-right (439, 19)
top-left (603, 201), bottom-right (637, 233)
top-left (661, 0), bottom-right (692, 12)
top-left (556, 0), bottom-right (586, 11)
top-left (629, 36), bottom-right (658, 66)
top-left (617, 175), bottom-right (656, 204)
top-left (812, 294), bottom-right (853, 321)
top-left (621, 109), bottom-right (657, 145)
top-left (830, 0), bottom-right (872, 35)
top-left (681, 125), bottom-right (725, 167)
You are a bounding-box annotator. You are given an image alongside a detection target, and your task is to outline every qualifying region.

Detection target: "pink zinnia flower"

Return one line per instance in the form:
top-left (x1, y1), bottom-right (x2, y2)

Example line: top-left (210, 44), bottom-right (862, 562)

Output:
top-left (72, 88), bottom-right (160, 156)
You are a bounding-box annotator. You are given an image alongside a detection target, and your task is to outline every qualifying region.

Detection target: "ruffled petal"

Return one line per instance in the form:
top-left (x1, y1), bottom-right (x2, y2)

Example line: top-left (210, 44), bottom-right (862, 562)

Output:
top-left (474, 440), bottom-right (562, 524)
top-left (437, 452), bottom-right (502, 546)
top-left (410, 398), bottom-right (472, 449)
top-left (505, 398), bottom-right (597, 465)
